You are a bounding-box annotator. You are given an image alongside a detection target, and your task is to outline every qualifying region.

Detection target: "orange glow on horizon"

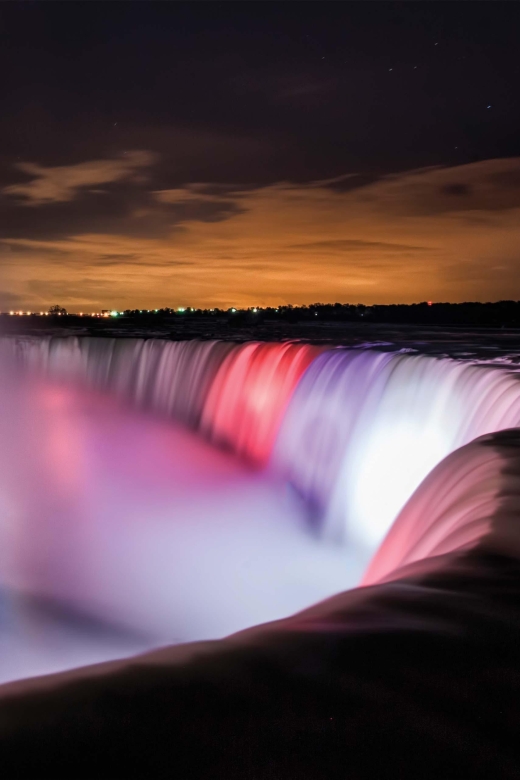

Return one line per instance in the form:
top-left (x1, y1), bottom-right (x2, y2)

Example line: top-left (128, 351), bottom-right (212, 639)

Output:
top-left (2, 158), bottom-right (520, 311)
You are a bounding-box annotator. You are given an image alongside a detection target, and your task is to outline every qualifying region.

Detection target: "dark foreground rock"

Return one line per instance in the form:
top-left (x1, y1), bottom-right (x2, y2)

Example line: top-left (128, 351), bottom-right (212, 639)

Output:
top-left (1, 549), bottom-right (519, 779)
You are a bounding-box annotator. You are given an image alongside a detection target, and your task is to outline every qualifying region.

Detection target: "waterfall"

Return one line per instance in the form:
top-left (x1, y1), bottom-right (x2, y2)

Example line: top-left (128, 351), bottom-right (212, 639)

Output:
top-left (3, 335), bottom-right (520, 553)
top-left (0, 336), bottom-right (324, 464)
top-left (200, 341), bottom-right (323, 463)
top-left (1, 337), bottom-right (236, 428)
top-left (4, 334), bottom-right (520, 687)
top-left (362, 428), bottom-right (520, 586)
top-left (273, 350), bottom-right (520, 547)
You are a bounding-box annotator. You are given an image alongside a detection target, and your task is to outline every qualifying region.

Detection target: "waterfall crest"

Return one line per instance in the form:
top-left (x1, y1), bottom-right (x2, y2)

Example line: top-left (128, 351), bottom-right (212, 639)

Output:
top-left (363, 429), bottom-right (520, 586)
top-left (4, 335), bottom-right (520, 553)
top-left (273, 350), bottom-right (520, 546)
top-left (200, 341), bottom-right (324, 463)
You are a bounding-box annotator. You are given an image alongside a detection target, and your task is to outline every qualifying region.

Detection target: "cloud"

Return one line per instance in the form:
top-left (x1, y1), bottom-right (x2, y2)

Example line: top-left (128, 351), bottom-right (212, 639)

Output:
top-left (153, 184), bottom-right (236, 205)
top-left (288, 239), bottom-right (433, 253)
top-left (350, 158), bottom-right (520, 216)
top-left (2, 157), bottom-right (520, 310)
top-left (2, 151), bottom-right (155, 205)
top-left (0, 290), bottom-right (25, 311)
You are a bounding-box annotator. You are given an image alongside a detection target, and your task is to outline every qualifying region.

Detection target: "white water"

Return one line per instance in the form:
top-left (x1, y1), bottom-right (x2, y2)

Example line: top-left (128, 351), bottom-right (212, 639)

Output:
top-left (3, 335), bottom-right (520, 683)
top-left (0, 366), bottom-right (363, 683)
top-left (273, 349), bottom-right (520, 546)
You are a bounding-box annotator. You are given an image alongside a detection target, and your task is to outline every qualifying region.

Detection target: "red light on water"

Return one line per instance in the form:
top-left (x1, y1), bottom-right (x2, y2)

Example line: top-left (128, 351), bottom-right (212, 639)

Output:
top-left (202, 343), bottom-right (325, 465)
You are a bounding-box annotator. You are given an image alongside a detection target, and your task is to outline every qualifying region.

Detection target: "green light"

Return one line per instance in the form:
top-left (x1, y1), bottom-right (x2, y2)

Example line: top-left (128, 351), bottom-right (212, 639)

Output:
top-left (110, 311), bottom-right (118, 317)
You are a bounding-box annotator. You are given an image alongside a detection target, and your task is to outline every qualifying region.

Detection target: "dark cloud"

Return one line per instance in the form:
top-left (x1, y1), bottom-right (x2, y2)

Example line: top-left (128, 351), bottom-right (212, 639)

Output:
top-left (289, 239), bottom-right (434, 253)
top-left (442, 183), bottom-right (472, 197)
top-left (357, 159), bottom-right (520, 216)
top-left (97, 254), bottom-right (194, 268)
top-left (0, 165), bottom-right (248, 244)
top-left (2, 3), bottom-right (520, 190)
top-left (0, 0), bottom-right (520, 309)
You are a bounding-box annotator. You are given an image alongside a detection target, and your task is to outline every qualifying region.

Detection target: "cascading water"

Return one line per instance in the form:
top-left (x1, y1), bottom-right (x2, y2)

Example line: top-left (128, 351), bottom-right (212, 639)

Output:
top-left (4, 335), bottom-right (520, 549)
top-left (3, 334), bottom-right (520, 685)
top-left (273, 349), bottom-right (520, 547)
top-left (362, 428), bottom-right (520, 587)
top-left (3, 426), bottom-right (520, 779)
top-left (2, 337), bottom-right (237, 428)
top-left (200, 341), bottom-right (324, 463)
top-left (0, 337), bottom-right (323, 462)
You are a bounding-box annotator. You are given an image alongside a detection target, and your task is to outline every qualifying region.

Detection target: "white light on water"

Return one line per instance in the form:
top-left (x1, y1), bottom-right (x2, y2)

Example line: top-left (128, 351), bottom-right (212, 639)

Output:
top-left (350, 422), bottom-right (447, 546)
top-left (4, 336), bottom-right (520, 686)
top-left (0, 364), bottom-right (359, 683)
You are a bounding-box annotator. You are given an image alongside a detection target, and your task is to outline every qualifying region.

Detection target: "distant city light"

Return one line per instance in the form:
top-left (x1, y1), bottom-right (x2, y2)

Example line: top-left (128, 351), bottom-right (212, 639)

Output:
top-left (178, 307), bottom-right (185, 312)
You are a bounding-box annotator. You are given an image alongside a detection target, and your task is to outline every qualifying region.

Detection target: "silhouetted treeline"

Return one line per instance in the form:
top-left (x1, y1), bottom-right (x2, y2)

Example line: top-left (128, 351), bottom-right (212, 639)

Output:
top-left (5, 301), bottom-right (520, 329)
top-left (118, 301), bottom-right (520, 328)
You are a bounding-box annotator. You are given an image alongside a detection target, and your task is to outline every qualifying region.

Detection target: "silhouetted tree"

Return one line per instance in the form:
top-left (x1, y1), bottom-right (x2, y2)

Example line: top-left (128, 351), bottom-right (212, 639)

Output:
top-left (49, 305), bottom-right (68, 315)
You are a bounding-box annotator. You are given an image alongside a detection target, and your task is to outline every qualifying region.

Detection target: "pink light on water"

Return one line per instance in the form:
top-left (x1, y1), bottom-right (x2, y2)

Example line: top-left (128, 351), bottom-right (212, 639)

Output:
top-left (362, 429), bottom-right (520, 587)
top-left (201, 342), bottom-right (324, 464)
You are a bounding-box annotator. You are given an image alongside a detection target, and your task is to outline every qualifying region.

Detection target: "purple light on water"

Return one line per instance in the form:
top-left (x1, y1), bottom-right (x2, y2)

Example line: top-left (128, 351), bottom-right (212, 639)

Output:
top-left (3, 336), bottom-right (520, 684)
top-left (0, 364), bottom-right (362, 683)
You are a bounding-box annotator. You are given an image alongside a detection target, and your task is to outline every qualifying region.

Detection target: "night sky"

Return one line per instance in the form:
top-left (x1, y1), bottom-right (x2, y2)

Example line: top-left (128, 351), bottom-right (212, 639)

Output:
top-left (1, 2), bottom-right (520, 311)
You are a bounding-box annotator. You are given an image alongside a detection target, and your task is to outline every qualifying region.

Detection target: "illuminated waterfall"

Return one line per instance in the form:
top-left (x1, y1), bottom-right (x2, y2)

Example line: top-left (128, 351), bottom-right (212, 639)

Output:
top-left (1, 337), bottom-right (322, 461)
top-left (273, 350), bottom-right (520, 547)
top-left (4, 335), bottom-right (520, 554)
top-left (3, 334), bottom-right (520, 683)
top-left (363, 428), bottom-right (520, 586)
top-left (200, 341), bottom-right (323, 463)
top-left (2, 337), bottom-right (236, 427)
